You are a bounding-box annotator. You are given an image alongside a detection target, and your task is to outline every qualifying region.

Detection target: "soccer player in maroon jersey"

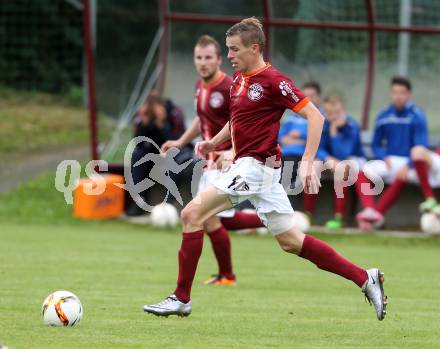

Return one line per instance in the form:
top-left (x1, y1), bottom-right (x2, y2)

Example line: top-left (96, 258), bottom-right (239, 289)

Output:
top-left (144, 18), bottom-right (387, 321)
top-left (161, 35), bottom-right (263, 286)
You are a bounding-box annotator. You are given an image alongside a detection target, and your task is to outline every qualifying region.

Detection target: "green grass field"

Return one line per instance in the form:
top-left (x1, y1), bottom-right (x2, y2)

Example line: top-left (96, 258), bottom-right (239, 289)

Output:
top-left (1, 175), bottom-right (440, 348)
top-left (0, 88), bottom-right (113, 156)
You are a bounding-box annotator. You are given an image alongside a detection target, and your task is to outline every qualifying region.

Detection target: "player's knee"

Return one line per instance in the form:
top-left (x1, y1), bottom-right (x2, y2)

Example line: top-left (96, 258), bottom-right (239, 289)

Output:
top-left (180, 204), bottom-right (202, 226)
top-left (411, 145), bottom-right (428, 161)
top-left (276, 228), bottom-right (304, 254)
top-left (204, 217), bottom-right (221, 233)
top-left (279, 241), bottom-right (300, 254)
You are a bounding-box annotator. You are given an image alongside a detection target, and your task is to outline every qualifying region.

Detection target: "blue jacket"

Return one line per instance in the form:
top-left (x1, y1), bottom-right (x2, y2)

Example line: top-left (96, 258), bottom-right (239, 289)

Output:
top-left (319, 116), bottom-right (365, 160)
top-left (372, 102), bottom-right (428, 160)
top-left (279, 112), bottom-right (327, 160)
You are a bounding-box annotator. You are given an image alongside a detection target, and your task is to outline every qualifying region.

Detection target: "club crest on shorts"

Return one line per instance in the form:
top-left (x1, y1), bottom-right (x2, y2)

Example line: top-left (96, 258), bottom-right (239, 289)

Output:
top-left (227, 175), bottom-right (250, 191)
top-left (279, 80), bottom-right (300, 102)
top-left (247, 83), bottom-right (264, 101)
top-left (209, 91), bottom-right (224, 108)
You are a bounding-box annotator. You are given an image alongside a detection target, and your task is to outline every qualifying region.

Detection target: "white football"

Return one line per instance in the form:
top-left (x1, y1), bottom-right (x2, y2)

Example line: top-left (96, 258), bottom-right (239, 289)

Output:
top-left (420, 212), bottom-right (440, 234)
top-left (150, 203), bottom-right (179, 228)
top-left (42, 291), bottom-right (83, 326)
top-left (293, 211), bottom-right (311, 232)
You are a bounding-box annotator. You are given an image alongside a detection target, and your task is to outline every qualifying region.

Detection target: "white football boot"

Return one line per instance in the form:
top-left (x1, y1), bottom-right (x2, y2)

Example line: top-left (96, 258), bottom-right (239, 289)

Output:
top-left (143, 295), bottom-right (192, 317)
top-left (362, 268), bottom-right (388, 321)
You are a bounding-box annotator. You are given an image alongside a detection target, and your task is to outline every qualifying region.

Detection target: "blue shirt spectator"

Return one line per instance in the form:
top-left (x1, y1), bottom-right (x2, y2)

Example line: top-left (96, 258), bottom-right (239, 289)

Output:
top-left (319, 116), bottom-right (365, 160)
top-left (372, 101), bottom-right (428, 160)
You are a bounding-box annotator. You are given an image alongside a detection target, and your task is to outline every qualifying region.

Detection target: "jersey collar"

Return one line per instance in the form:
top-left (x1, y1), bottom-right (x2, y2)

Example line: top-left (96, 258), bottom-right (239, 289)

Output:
top-left (392, 101), bottom-right (413, 115)
top-left (202, 71), bottom-right (225, 88)
top-left (242, 63), bottom-right (271, 78)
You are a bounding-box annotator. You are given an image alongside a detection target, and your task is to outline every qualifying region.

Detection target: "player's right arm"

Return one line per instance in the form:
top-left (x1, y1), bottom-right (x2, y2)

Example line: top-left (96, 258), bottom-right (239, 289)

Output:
top-left (195, 121), bottom-right (231, 158)
top-left (161, 116), bottom-right (201, 153)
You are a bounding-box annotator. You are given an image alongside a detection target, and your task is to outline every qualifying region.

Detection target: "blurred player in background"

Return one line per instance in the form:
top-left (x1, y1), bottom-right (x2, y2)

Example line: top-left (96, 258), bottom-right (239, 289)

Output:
top-left (279, 81), bottom-right (325, 221)
top-left (161, 35), bottom-right (262, 286)
top-left (356, 76), bottom-right (437, 229)
top-left (318, 94), bottom-right (365, 229)
top-left (144, 17), bottom-right (387, 321)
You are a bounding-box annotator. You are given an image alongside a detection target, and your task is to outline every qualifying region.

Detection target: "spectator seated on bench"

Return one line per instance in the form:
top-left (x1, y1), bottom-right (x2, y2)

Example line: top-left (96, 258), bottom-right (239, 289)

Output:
top-left (355, 76), bottom-right (440, 231)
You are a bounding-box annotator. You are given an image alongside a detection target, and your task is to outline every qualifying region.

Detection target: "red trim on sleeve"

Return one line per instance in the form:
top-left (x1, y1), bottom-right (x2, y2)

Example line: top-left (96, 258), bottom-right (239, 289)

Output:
top-left (292, 97), bottom-right (309, 113)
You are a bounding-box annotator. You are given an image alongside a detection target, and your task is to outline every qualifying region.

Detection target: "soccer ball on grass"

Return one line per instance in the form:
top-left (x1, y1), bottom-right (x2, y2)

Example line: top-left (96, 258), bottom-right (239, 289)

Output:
top-left (420, 212), bottom-right (440, 234)
top-left (41, 290), bottom-right (83, 326)
top-left (293, 211), bottom-right (311, 232)
top-left (150, 203), bottom-right (179, 228)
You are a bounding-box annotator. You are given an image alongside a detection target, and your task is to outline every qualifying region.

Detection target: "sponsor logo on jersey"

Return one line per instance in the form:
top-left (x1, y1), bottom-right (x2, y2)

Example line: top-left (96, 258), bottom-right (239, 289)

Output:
top-left (247, 83), bottom-right (264, 101)
top-left (279, 80), bottom-right (300, 102)
top-left (209, 91), bottom-right (224, 108)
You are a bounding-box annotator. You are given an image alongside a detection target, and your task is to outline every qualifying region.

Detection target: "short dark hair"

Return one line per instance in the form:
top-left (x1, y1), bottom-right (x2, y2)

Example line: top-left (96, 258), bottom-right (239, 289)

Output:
top-left (196, 35), bottom-right (222, 57)
top-left (226, 17), bottom-right (265, 53)
top-left (391, 76), bottom-right (412, 91)
top-left (302, 81), bottom-right (321, 95)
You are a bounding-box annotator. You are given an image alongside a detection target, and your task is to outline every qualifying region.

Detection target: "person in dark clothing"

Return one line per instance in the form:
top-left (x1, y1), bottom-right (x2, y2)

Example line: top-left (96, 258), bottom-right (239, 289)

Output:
top-left (126, 93), bottom-right (193, 216)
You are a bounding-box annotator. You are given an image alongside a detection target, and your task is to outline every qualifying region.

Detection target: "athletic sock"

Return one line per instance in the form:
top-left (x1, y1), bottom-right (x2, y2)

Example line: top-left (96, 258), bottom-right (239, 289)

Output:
top-left (413, 160), bottom-right (434, 198)
top-left (299, 235), bottom-right (368, 288)
top-left (376, 179), bottom-right (406, 214)
top-left (174, 231), bottom-right (204, 303)
top-left (334, 184), bottom-right (348, 216)
top-left (303, 193), bottom-right (318, 215)
top-left (355, 171), bottom-right (376, 209)
top-left (207, 225), bottom-right (235, 280)
top-left (221, 211), bottom-right (263, 230)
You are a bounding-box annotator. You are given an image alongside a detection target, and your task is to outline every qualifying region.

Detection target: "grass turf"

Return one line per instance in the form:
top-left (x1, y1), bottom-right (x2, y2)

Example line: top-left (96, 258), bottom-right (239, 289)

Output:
top-left (1, 222), bottom-right (440, 348)
top-left (1, 175), bottom-right (440, 348)
top-left (0, 89), bottom-right (113, 156)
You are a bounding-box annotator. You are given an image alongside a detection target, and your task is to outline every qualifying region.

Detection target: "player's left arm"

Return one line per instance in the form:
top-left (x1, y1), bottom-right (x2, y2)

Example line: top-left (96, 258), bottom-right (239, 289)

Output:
top-left (296, 102), bottom-right (324, 162)
top-left (273, 76), bottom-right (324, 193)
top-left (296, 102), bottom-right (325, 194)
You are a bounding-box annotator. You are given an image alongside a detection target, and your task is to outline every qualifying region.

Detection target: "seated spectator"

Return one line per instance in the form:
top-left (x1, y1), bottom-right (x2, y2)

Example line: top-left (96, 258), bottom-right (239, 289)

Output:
top-left (319, 94), bottom-right (365, 229)
top-left (356, 76), bottom-right (436, 230)
top-left (126, 92), bottom-right (193, 216)
top-left (279, 81), bottom-right (324, 220)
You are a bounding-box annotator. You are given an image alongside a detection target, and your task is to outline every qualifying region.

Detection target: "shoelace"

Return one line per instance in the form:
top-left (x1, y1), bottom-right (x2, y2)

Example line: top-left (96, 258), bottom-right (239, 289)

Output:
top-left (364, 294), bottom-right (372, 305)
top-left (157, 296), bottom-right (177, 306)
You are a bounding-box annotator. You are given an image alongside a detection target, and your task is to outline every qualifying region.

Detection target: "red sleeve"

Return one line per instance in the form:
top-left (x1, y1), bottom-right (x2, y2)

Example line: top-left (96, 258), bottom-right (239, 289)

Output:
top-left (272, 74), bottom-right (308, 112)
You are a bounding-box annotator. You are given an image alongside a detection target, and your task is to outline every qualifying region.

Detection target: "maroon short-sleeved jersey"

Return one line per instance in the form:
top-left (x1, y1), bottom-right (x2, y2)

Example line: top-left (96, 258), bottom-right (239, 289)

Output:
top-left (195, 72), bottom-right (232, 162)
top-left (229, 64), bottom-right (309, 165)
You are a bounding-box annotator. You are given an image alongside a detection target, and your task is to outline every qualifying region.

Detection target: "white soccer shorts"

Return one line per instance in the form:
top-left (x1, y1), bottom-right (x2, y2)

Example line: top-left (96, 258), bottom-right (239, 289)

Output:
top-left (212, 157), bottom-right (295, 235)
top-left (198, 169), bottom-right (235, 218)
